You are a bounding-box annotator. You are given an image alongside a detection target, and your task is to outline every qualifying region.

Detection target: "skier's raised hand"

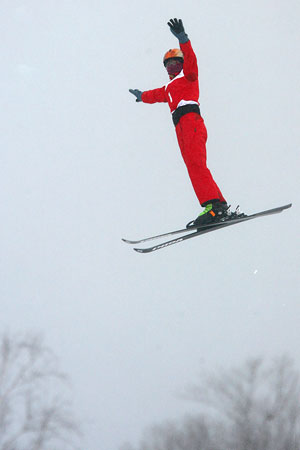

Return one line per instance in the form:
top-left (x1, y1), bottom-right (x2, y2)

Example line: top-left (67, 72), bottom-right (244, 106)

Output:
top-left (129, 89), bottom-right (143, 102)
top-left (167, 18), bottom-right (189, 44)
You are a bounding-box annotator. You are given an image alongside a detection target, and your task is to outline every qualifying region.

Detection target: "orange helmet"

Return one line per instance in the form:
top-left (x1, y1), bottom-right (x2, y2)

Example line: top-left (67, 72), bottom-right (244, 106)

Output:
top-left (163, 48), bottom-right (184, 66)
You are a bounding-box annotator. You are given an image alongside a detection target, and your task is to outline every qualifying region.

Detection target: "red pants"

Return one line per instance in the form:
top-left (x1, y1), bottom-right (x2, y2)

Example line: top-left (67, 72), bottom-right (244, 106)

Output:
top-left (175, 113), bottom-right (226, 206)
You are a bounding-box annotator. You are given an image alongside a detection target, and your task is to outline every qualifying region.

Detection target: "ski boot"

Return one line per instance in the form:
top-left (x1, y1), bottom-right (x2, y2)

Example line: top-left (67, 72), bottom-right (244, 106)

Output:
top-left (186, 201), bottom-right (231, 230)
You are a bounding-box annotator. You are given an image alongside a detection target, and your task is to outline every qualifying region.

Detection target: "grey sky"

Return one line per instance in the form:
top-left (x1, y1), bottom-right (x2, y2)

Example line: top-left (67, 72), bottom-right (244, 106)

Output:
top-left (1, 1), bottom-right (299, 449)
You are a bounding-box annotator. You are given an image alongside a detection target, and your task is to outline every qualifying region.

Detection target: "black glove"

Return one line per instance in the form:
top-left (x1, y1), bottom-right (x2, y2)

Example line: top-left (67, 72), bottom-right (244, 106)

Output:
top-left (129, 89), bottom-right (143, 102)
top-left (167, 18), bottom-right (189, 44)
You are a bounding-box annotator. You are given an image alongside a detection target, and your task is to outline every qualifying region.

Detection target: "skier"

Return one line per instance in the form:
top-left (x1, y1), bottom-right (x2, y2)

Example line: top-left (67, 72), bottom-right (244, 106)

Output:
top-left (129, 18), bottom-right (229, 227)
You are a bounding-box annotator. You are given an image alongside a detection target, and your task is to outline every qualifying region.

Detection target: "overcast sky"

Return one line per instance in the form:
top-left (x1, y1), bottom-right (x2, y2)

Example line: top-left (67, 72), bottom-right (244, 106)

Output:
top-left (0, 1), bottom-right (299, 449)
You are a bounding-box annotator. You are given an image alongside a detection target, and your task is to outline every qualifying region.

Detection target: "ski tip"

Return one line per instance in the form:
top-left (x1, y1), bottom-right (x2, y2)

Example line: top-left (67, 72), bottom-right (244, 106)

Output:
top-left (133, 247), bottom-right (154, 254)
top-left (122, 238), bottom-right (139, 244)
top-left (133, 247), bottom-right (146, 253)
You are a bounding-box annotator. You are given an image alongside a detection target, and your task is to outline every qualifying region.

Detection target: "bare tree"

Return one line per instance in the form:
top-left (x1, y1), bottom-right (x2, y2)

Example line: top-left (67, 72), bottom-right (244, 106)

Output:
top-left (122, 356), bottom-right (300, 450)
top-left (120, 415), bottom-right (222, 450)
top-left (0, 332), bottom-right (81, 450)
top-left (187, 356), bottom-right (300, 450)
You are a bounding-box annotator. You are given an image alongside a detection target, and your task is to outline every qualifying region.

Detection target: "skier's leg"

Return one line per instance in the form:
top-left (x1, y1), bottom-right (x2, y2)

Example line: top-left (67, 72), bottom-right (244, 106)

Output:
top-left (175, 113), bottom-right (226, 206)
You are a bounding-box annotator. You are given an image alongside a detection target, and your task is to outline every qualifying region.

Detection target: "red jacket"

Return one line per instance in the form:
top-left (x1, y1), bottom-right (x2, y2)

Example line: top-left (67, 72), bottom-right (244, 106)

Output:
top-left (141, 40), bottom-right (199, 113)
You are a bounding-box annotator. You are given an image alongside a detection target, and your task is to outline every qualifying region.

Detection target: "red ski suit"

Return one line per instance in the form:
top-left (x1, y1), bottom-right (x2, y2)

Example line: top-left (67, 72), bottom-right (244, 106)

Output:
top-left (141, 40), bottom-right (226, 206)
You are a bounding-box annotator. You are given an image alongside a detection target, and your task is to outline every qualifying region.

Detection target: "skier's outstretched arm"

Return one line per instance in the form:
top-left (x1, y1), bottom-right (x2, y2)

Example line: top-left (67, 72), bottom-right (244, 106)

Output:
top-left (167, 18), bottom-right (198, 82)
top-left (129, 87), bottom-right (167, 104)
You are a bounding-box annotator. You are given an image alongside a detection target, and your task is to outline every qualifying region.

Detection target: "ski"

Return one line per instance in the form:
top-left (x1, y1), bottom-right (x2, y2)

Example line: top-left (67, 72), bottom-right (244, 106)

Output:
top-left (127, 203), bottom-right (292, 253)
top-left (122, 208), bottom-right (245, 245)
top-left (122, 225), bottom-right (195, 245)
top-left (122, 203), bottom-right (292, 245)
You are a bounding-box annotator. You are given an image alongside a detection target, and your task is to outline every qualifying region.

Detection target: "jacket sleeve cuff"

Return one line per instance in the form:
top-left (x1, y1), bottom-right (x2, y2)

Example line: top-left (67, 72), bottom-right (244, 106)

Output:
top-left (180, 40), bottom-right (192, 51)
